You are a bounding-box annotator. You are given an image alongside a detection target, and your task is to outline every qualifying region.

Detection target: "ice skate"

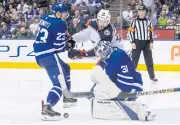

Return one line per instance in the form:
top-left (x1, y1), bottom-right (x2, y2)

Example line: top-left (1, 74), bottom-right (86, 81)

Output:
top-left (63, 96), bottom-right (77, 108)
top-left (151, 78), bottom-right (158, 84)
top-left (41, 101), bottom-right (61, 121)
top-left (144, 111), bottom-right (156, 121)
top-left (137, 103), bottom-right (156, 121)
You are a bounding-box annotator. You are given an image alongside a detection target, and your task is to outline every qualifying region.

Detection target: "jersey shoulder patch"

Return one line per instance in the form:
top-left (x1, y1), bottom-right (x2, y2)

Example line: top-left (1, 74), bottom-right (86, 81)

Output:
top-left (104, 29), bottom-right (111, 36)
top-left (99, 23), bottom-right (113, 41)
top-left (103, 24), bottom-right (113, 36)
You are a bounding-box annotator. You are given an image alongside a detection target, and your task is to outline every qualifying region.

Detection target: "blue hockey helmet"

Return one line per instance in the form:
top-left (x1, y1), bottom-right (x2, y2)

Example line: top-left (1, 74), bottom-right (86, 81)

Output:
top-left (52, 3), bottom-right (68, 14)
top-left (59, 4), bottom-right (69, 13)
top-left (60, 4), bottom-right (69, 20)
top-left (94, 41), bottom-right (113, 60)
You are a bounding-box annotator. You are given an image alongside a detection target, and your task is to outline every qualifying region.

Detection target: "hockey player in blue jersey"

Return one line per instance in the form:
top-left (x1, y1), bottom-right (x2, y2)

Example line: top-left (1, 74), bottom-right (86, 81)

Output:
top-left (33, 3), bottom-right (77, 120)
top-left (90, 41), bottom-right (155, 121)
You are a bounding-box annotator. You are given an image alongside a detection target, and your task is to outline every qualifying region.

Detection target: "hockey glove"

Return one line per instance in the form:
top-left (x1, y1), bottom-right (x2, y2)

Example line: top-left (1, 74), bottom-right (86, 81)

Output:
top-left (68, 49), bottom-right (86, 59)
top-left (67, 39), bottom-right (76, 50)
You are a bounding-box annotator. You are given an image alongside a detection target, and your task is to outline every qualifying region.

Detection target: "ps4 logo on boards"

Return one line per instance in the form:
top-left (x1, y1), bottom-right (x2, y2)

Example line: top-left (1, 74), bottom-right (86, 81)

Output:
top-left (0, 45), bottom-right (35, 57)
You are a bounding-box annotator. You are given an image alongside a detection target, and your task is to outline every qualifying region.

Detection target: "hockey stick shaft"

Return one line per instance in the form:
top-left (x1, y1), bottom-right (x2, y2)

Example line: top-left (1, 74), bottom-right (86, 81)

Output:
top-left (58, 69), bottom-right (180, 99)
top-left (58, 74), bottom-right (94, 99)
top-left (116, 87), bottom-right (180, 99)
top-left (62, 87), bottom-right (180, 99)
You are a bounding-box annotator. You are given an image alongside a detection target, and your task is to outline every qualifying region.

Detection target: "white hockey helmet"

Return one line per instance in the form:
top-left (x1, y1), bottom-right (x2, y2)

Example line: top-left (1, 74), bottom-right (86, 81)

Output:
top-left (97, 9), bottom-right (111, 30)
top-left (94, 41), bottom-right (113, 60)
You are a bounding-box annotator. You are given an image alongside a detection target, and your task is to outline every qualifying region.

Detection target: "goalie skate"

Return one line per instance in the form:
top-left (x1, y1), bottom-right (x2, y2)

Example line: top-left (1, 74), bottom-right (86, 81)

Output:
top-left (144, 111), bottom-right (156, 121)
top-left (41, 100), bottom-right (61, 121)
top-left (137, 103), bottom-right (156, 121)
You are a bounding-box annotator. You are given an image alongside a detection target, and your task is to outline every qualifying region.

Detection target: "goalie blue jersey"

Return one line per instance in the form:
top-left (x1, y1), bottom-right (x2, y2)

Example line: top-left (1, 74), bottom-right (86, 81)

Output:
top-left (99, 48), bottom-right (143, 93)
top-left (33, 14), bottom-right (67, 58)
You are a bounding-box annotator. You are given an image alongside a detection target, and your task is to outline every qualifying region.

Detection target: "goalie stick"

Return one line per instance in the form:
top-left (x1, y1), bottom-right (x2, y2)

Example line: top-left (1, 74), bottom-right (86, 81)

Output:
top-left (62, 89), bottom-right (94, 99)
top-left (62, 87), bottom-right (180, 99)
top-left (58, 63), bottom-right (180, 99)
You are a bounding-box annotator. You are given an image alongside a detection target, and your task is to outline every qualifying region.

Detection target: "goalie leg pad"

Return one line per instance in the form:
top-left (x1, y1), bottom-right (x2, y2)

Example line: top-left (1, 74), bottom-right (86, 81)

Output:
top-left (91, 65), bottom-right (121, 99)
top-left (91, 99), bottom-right (156, 121)
top-left (116, 100), bottom-right (155, 121)
top-left (91, 99), bottom-right (131, 120)
top-left (117, 100), bottom-right (156, 121)
top-left (91, 98), bottom-right (129, 120)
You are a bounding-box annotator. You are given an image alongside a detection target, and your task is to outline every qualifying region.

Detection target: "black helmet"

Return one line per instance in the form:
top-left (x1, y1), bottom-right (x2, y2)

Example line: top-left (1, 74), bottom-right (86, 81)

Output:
top-left (138, 5), bottom-right (146, 11)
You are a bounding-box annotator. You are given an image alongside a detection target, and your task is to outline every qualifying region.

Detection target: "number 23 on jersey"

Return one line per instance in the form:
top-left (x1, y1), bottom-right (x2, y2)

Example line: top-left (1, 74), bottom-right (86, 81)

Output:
top-left (36, 27), bottom-right (66, 43)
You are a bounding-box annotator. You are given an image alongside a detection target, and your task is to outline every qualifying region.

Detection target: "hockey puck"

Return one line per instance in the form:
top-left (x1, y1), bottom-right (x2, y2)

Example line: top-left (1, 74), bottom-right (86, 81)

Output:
top-left (63, 113), bottom-right (69, 118)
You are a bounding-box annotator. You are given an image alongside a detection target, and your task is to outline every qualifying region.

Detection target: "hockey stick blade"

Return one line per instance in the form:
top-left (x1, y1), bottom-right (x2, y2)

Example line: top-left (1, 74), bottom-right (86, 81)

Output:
top-left (70, 91), bottom-right (94, 98)
top-left (59, 74), bottom-right (94, 99)
top-left (62, 89), bottom-right (73, 98)
top-left (62, 88), bottom-right (94, 99)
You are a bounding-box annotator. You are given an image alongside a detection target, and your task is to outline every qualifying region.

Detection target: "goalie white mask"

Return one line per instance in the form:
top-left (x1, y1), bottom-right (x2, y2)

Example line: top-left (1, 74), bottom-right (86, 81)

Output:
top-left (97, 9), bottom-right (111, 30)
top-left (94, 41), bottom-right (113, 60)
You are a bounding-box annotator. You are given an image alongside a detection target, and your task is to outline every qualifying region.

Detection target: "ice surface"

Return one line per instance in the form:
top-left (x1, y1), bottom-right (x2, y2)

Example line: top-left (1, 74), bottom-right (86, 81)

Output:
top-left (0, 69), bottom-right (180, 124)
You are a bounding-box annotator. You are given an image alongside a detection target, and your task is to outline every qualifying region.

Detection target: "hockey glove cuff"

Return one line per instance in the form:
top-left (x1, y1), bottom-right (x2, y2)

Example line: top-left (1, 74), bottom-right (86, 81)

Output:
top-left (67, 39), bottom-right (76, 50)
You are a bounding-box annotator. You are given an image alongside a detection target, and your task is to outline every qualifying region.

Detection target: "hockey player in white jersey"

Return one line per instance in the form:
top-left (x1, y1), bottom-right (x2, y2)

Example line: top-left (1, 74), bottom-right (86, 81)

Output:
top-left (90, 41), bottom-right (155, 121)
top-left (68, 9), bottom-right (122, 59)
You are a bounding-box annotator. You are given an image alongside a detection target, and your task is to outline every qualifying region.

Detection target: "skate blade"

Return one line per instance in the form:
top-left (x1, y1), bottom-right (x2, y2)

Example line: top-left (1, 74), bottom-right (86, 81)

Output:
top-left (145, 112), bottom-right (156, 121)
top-left (151, 81), bottom-right (158, 84)
top-left (63, 102), bottom-right (77, 108)
top-left (41, 115), bottom-right (61, 121)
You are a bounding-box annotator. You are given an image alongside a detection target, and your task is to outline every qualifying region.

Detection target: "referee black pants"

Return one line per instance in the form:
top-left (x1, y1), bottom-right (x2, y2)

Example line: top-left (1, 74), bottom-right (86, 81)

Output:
top-left (132, 40), bottom-right (155, 79)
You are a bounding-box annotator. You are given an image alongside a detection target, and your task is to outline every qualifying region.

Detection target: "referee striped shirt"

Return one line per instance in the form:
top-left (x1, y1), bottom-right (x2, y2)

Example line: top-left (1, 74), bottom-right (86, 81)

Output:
top-left (128, 17), bottom-right (154, 43)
